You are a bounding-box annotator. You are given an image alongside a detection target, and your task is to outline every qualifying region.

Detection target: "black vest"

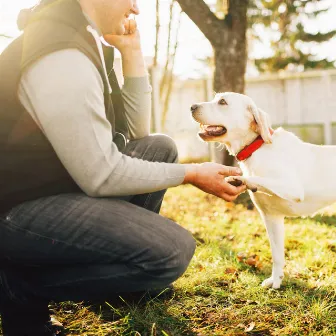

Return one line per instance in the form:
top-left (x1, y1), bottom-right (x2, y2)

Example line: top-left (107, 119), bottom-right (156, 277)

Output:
top-left (0, 0), bottom-right (129, 215)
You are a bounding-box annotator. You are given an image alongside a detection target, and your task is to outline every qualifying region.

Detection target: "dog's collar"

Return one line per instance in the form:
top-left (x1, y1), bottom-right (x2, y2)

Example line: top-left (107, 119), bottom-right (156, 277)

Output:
top-left (236, 129), bottom-right (274, 161)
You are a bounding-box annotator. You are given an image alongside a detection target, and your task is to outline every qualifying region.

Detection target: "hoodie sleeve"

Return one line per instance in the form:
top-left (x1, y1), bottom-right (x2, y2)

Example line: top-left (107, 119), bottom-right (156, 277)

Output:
top-left (17, 48), bottom-right (186, 197)
top-left (121, 75), bottom-right (152, 140)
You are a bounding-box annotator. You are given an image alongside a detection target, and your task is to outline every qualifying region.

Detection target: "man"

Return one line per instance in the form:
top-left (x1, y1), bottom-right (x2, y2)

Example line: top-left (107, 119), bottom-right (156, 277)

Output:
top-left (0, 0), bottom-right (246, 335)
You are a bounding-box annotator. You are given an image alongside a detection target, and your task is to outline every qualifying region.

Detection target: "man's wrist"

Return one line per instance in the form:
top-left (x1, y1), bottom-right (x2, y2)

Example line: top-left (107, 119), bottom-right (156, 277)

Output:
top-left (121, 48), bottom-right (147, 78)
top-left (120, 47), bottom-right (143, 58)
top-left (183, 164), bottom-right (198, 185)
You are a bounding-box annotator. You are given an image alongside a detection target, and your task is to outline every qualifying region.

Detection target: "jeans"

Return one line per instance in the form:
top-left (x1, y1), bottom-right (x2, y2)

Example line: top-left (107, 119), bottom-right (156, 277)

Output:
top-left (0, 134), bottom-right (196, 335)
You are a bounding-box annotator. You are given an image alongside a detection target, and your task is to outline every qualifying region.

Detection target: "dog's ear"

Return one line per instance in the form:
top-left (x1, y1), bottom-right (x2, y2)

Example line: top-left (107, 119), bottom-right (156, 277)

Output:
top-left (248, 104), bottom-right (272, 144)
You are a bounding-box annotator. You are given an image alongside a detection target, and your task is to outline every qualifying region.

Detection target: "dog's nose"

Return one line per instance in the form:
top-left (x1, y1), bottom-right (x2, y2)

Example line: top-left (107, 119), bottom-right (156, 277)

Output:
top-left (190, 104), bottom-right (199, 112)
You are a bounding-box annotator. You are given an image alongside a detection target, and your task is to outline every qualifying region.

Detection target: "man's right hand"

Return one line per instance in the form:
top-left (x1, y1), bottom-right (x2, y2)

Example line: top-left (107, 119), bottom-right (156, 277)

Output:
top-left (183, 163), bottom-right (247, 202)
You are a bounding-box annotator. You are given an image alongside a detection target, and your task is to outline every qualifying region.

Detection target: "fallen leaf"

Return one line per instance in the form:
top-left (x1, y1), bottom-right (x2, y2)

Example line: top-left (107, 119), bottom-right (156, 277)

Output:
top-left (255, 260), bottom-right (263, 269)
top-left (245, 255), bottom-right (259, 266)
top-left (225, 267), bottom-right (238, 275)
top-left (237, 252), bottom-right (247, 261)
top-left (198, 265), bottom-right (205, 271)
top-left (237, 253), bottom-right (262, 268)
top-left (245, 322), bottom-right (255, 332)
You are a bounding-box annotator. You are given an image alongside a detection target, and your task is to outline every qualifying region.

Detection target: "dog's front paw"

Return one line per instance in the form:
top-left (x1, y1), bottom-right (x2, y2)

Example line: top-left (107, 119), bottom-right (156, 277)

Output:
top-left (225, 176), bottom-right (258, 193)
top-left (261, 275), bottom-right (283, 289)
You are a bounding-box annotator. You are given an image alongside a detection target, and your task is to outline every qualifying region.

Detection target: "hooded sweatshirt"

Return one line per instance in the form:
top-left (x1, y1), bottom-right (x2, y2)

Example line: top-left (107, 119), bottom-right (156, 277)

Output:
top-left (0, 0), bottom-right (185, 215)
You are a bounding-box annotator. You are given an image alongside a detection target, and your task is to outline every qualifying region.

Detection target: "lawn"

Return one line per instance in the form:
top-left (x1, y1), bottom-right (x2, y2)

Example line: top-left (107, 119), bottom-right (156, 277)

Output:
top-left (3, 186), bottom-right (336, 335)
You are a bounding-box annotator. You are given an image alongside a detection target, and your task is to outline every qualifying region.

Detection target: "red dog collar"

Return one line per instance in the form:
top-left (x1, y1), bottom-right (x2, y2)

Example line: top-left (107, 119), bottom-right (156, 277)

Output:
top-left (236, 130), bottom-right (274, 161)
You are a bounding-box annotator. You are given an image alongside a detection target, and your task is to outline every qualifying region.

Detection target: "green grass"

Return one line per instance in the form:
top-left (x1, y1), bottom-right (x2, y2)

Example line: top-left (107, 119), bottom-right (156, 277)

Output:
top-left (3, 186), bottom-right (336, 335)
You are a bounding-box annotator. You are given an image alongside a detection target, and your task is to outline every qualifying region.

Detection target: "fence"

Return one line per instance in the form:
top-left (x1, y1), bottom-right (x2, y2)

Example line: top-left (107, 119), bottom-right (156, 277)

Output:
top-left (112, 59), bottom-right (336, 160)
top-left (159, 69), bottom-right (336, 160)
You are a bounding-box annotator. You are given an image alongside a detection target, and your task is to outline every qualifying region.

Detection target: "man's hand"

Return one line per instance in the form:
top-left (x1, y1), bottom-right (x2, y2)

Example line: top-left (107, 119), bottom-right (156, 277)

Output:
top-left (183, 163), bottom-right (247, 202)
top-left (103, 19), bottom-right (146, 78)
top-left (103, 19), bottom-right (140, 55)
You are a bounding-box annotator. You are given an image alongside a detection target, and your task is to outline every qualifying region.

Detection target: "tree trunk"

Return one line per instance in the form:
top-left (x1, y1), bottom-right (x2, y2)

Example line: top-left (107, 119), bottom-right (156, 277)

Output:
top-left (212, 1), bottom-right (248, 165)
top-left (212, 2), bottom-right (248, 94)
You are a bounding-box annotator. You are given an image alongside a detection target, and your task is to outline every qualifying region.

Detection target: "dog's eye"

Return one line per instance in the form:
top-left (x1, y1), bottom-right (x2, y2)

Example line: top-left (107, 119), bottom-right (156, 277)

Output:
top-left (218, 98), bottom-right (228, 106)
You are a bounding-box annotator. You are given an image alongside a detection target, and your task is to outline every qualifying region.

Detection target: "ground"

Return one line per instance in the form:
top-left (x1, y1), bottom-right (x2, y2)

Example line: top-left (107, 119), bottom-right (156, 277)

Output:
top-left (2, 186), bottom-right (336, 335)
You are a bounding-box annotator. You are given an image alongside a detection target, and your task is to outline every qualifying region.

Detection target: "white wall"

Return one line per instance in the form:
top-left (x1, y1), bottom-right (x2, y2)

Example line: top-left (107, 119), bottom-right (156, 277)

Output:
top-left (163, 69), bottom-right (336, 160)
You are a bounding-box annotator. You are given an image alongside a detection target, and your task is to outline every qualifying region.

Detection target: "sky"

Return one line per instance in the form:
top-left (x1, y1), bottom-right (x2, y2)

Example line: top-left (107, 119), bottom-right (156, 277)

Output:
top-left (0, 0), bottom-right (336, 78)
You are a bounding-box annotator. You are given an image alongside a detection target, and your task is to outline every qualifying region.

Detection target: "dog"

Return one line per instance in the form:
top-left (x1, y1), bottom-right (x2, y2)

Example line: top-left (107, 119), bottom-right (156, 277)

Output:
top-left (190, 92), bottom-right (336, 289)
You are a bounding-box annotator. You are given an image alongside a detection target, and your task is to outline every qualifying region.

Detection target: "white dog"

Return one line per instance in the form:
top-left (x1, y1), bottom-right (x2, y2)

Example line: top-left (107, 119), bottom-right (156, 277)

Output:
top-left (191, 92), bottom-right (336, 289)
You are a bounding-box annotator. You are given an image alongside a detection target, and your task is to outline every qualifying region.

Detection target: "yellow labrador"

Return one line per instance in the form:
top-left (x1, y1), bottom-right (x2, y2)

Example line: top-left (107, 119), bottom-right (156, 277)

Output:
top-left (191, 92), bottom-right (336, 289)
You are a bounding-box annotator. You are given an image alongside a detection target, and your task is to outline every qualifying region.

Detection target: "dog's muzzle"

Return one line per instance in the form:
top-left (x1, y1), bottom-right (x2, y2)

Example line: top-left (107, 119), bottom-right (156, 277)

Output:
top-left (199, 125), bottom-right (227, 137)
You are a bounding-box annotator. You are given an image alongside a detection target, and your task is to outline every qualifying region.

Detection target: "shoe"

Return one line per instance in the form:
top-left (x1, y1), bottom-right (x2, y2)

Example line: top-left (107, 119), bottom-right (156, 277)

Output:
top-left (0, 272), bottom-right (60, 336)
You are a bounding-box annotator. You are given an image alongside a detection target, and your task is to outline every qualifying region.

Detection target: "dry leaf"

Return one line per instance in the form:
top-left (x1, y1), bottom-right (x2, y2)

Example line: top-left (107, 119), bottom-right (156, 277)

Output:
top-left (237, 252), bottom-right (247, 261)
top-left (245, 255), bottom-right (259, 266)
top-left (245, 322), bottom-right (255, 332)
top-left (255, 260), bottom-right (263, 269)
top-left (225, 267), bottom-right (238, 275)
top-left (237, 253), bottom-right (262, 268)
top-left (198, 265), bottom-right (205, 271)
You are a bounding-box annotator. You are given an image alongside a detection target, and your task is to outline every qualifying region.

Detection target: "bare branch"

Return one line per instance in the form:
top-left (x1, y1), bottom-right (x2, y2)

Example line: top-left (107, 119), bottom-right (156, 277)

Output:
top-left (160, 0), bottom-right (175, 99)
top-left (176, 0), bottom-right (222, 44)
top-left (161, 9), bottom-right (182, 131)
top-left (153, 0), bottom-right (160, 67)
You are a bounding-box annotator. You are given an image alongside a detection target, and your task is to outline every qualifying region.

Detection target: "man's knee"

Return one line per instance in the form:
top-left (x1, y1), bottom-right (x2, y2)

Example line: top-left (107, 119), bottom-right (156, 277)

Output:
top-left (146, 227), bottom-right (196, 284)
top-left (173, 229), bottom-right (196, 277)
top-left (126, 134), bottom-right (179, 163)
top-left (148, 134), bottom-right (179, 163)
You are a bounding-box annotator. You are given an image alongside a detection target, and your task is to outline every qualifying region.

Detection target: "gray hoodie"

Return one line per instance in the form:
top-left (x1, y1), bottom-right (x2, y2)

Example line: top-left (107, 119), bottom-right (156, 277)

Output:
top-left (17, 13), bottom-right (186, 197)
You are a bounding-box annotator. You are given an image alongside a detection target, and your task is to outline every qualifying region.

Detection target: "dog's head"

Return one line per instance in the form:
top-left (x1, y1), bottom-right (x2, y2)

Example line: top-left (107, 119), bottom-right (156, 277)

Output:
top-left (191, 92), bottom-right (272, 151)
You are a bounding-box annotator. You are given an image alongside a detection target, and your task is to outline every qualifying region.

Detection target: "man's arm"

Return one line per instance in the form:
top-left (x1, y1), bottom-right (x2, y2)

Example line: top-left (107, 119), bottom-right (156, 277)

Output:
top-left (18, 49), bottom-right (186, 197)
top-left (120, 41), bottom-right (151, 140)
top-left (105, 26), bottom-right (152, 140)
top-left (120, 47), bottom-right (152, 139)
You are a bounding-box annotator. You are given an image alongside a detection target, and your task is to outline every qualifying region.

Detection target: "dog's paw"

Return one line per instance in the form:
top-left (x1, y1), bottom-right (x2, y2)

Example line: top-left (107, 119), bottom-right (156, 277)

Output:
top-left (261, 275), bottom-right (283, 289)
top-left (225, 176), bottom-right (258, 193)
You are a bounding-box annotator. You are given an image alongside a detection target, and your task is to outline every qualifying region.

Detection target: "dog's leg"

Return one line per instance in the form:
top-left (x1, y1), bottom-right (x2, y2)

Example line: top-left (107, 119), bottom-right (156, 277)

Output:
top-left (260, 214), bottom-right (285, 289)
top-left (226, 176), bottom-right (304, 203)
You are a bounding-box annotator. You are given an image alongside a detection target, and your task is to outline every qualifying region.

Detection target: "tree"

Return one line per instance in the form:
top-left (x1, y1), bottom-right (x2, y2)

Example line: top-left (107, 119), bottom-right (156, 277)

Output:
top-left (176, 0), bottom-right (249, 94)
top-left (250, 0), bottom-right (336, 72)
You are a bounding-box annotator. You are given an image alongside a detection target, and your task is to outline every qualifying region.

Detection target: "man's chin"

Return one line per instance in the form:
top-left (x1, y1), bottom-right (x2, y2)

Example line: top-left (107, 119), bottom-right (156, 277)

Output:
top-left (103, 25), bottom-right (125, 36)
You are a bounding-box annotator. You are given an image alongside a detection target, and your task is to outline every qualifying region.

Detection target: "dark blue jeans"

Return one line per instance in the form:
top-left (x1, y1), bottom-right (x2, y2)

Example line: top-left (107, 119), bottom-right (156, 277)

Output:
top-left (0, 135), bottom-right (196, 335)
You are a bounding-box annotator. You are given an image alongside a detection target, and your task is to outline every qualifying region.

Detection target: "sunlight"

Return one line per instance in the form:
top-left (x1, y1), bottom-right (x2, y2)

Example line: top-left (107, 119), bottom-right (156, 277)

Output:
top-left (0, 0), bottom-right (335, 78)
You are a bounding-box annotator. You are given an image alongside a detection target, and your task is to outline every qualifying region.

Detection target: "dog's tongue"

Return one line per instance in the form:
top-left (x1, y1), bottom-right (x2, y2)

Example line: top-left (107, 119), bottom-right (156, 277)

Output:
top-left (205, 126), bottom-right (226, 136)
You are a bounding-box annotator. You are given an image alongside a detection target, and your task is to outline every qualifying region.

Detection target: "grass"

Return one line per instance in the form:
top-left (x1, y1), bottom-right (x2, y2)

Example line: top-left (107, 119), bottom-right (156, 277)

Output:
top-left (2, 186), bottom-right (336, 335)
